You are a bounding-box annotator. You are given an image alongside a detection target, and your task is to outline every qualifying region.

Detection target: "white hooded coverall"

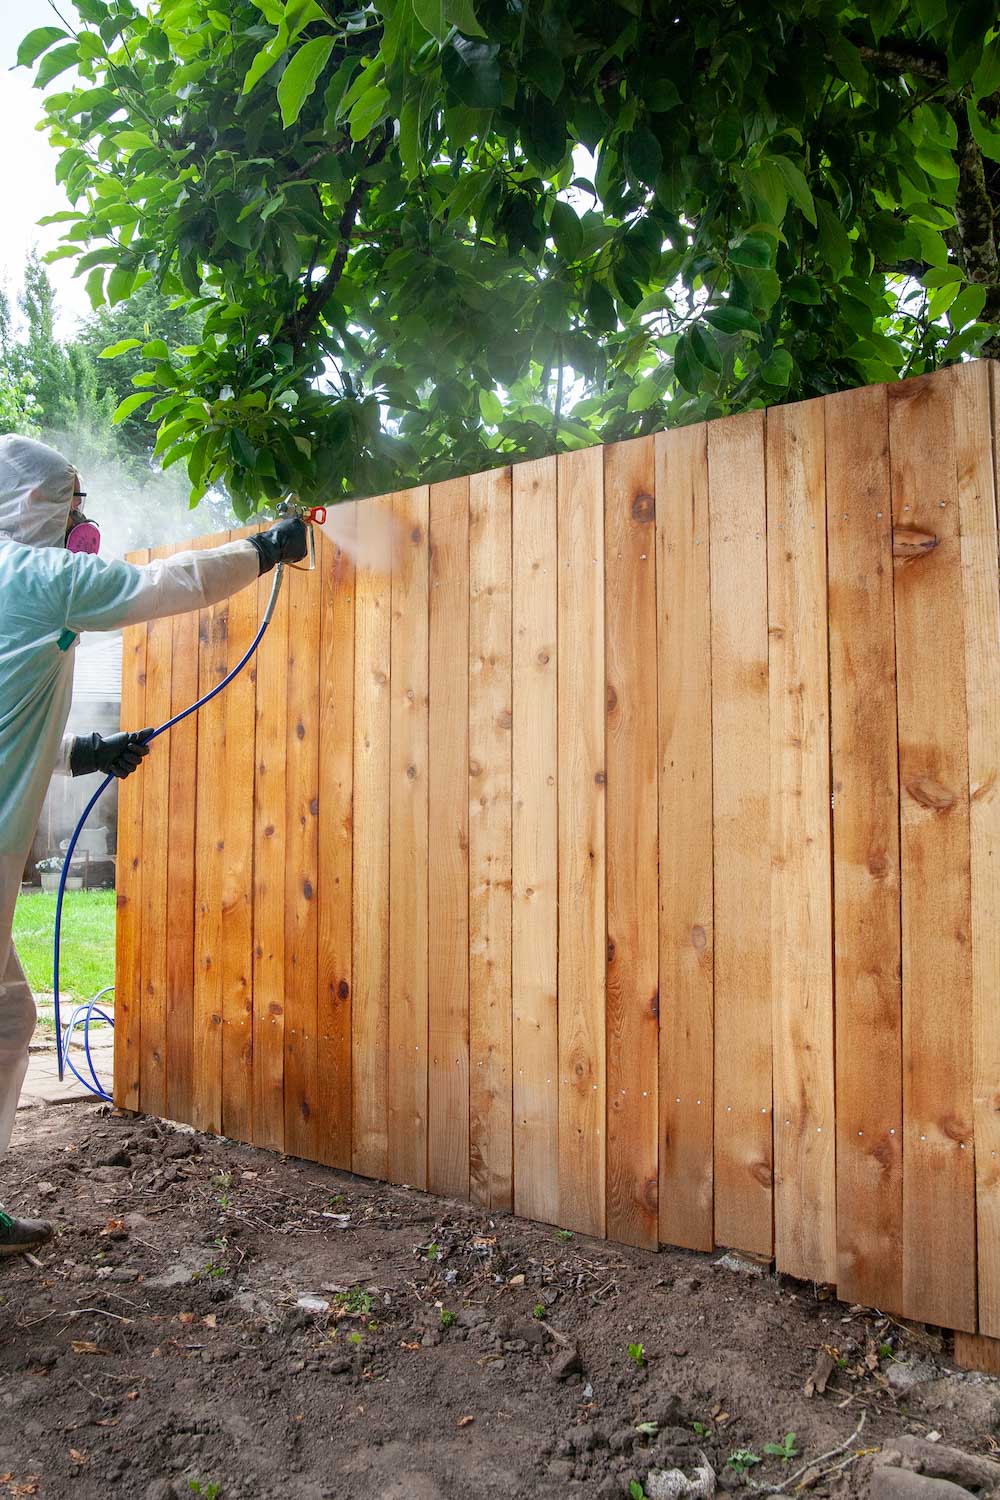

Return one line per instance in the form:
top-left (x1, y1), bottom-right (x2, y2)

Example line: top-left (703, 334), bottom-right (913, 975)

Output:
top-left (0, 434), bottom-right (260, 1155)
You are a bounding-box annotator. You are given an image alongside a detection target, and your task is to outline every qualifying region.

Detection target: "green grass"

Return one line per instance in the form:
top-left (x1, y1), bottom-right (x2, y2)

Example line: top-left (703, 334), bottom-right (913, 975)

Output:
top-left (13, 890), bottom-right (117, 1006)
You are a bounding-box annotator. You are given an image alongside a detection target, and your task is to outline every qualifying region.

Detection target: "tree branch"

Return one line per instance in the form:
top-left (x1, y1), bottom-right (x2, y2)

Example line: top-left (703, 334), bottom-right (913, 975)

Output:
top-left (949, 101), bottom-right (1000, 352)
top-left (851, 37), bottom-right (948, 83)
top-left (284, 125), bottom-right (393, 352)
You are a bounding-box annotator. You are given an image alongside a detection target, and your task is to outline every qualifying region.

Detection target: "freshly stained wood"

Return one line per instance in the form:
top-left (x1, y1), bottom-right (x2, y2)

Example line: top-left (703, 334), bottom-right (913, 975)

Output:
top-left (511, 458), bottom-right (559, 1226)
top-left (826, 383), bottom-right (903, 1313)
top-left (656, 424), bottom-right (715, 1253)
top-left (113, 552), bottom-right (149, 1113)
top-left (707, 412), bottom-right (772, 1258)
top-left (954, 362), bottom-right (1000, 1336)
top-left (192, 538), bottom-right (233, 1136)
top-left (252, 560), bottom-right (289, 1153)
top-left (428, 478), bottom-right (471, 1200)
top-left (317, 507), bottom-right (356, 1171)
top-left (557, 445), bottom-right (607, 1239)
top-left (889, 371), bottom-right (976, 1333)
top-left (469, 467), bottom-right (514, 1211)
top-left (388, 489), bottom-right (431, 1189)
top-left (138, 551), bottom-right (172, 1119)
top-left (604, 437), bottom-right (659, 1250)
top-left (284, 557), bottom-right (322, 1162)
top-left (219, 552), bottom-right (257, 1143)
top-left (766, 399), bottom-right (836, 1286)
top-left (351, 500), bottom-right (393, 1181)
top-left (165, 596), bottom-right (200, 1127)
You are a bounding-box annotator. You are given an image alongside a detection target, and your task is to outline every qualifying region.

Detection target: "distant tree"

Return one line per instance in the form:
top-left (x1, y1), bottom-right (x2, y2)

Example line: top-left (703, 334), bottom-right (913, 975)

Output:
top-left (0, 288), bottom-right (39, 437)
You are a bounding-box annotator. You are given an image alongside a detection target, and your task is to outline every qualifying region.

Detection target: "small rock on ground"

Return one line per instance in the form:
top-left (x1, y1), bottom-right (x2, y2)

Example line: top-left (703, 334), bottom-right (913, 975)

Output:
top-left (870, 1470), bottom-right (979, 1500)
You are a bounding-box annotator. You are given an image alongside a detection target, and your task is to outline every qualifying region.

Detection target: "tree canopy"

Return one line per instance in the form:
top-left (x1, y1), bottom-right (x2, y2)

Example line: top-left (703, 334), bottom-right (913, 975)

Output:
top-left (18, 0), bottom-right (1000, 515)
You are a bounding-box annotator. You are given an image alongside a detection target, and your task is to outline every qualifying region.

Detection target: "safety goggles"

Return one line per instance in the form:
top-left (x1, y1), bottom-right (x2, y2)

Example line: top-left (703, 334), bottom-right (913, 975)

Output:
top-left (66, 491), bottom-right (101, 556)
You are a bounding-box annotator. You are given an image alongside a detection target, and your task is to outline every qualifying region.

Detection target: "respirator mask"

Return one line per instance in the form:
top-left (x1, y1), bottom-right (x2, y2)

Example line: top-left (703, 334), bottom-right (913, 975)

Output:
top-left (66, 488), bottom-right (101, 556)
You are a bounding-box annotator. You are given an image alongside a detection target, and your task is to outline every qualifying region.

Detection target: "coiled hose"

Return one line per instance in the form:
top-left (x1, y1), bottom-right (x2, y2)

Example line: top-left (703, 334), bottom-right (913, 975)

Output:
top-left (53, 564), bottom-right (287, 1099)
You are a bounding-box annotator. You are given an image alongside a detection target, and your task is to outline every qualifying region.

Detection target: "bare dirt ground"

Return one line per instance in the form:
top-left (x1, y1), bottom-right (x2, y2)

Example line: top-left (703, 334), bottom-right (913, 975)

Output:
top-left (2, 1102), bottom-right (999, 1500)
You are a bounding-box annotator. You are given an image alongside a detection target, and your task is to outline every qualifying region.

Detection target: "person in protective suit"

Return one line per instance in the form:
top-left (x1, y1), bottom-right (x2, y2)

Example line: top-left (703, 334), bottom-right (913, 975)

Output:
top-left (0, 433), bottom-right (306, 1254)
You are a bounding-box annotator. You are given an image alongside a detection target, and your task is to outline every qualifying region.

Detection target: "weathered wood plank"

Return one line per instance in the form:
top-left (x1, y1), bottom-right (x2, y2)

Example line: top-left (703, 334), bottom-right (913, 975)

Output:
top-left (889, 371), bottom-right (976, 1333)
top-left (138, 550), bottom-right (172, 1119)
top-left (469, 467), bottom-right (514, 1211)
top-left (707, 413), bottom-right (772, 1257)
top-left (317, 508), bottom-right (356, 1170)
top-left (604, 437), bottom-right (659, 1250)
top-left (165, 595), bottom-right (200, 1127)
top-left (557, 446), bottom-right (607, 1239)
top-left (766, 398), bottom-right (836, 1285)
top-left (428, 478), bottom-right (471, 1200)
top-left (656, 425), bottom-right (714, 1253)
top-left (512, 458), bottom-right (559, 1226)
top-left (113, 550), bottom-right (149, 1113)
top-left (388, 489), bottom-right (430, 1189)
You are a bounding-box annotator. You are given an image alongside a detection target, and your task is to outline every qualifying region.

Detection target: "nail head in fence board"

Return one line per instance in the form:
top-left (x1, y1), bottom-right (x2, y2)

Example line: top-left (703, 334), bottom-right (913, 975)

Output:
top-left (469, 468), bottom-right (514, 1211)
top-left (766, 399), bottom-right (837, 1286)
top-left (428, 478), bottom-right (472, 1200)
top-left (192, 536), bottom-right (233, 1135)
top-left (388, 489), bottom-right (431, 1190)
top-left (138, 550), bottom-right (173, 1120)
top-left (954, 361), bottom-right (1000, 1335)
top-left (826, 383), bottom-right (903, 1313)
top-left (604, 437), bottom-right (659, 1250)
top-left (512, 458), bottom-right (559, 1226)
top-left (557, 446), bottom-right (607, 1239)
top-left (707, 412), bottom-right (772, 1257)
top-left (166, 593), bottom-right (200, 1127)
top-left (889, 371), bottom-right (976, 1333)
top-left (220, 546), bottom-right (258, 1144)
top-left (656, 425), bottom-right (715, 1253)
top-left (317, 505), bottom-right (356, 1171)
top-left (351, 500), bottom-right (393, 1180)
top-left (284, 557), bottom-right (322, 1161)
top-left (252, 555), bottom-right (289, 1153)
top-left (113, 551), bottom-right (149, 1112)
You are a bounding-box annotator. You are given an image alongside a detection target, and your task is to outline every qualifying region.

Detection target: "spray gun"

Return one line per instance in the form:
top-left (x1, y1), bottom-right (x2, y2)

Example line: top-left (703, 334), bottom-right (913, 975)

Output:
top-left (275, 498), bottom-right (327, 572)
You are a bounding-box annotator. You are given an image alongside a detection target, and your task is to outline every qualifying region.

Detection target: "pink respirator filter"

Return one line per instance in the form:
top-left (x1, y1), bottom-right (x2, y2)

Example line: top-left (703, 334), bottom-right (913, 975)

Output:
top-left (66, 520), bottom-right (101, 556)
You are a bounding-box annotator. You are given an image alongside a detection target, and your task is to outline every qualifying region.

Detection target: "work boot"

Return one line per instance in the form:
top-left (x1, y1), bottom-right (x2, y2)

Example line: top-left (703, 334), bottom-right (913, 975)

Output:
top-left (0, 1207), bottom-right (53, 1255)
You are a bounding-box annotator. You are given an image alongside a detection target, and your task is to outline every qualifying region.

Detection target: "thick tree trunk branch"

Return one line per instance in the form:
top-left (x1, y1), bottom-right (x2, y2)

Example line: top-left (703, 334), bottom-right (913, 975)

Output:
top-left (852, 38), bottom-right (948, 83)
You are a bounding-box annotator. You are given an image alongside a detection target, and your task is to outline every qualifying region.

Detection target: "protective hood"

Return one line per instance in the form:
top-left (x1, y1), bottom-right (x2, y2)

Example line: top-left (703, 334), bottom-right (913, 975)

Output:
top-left (0, 434), bottom-right (75, 550)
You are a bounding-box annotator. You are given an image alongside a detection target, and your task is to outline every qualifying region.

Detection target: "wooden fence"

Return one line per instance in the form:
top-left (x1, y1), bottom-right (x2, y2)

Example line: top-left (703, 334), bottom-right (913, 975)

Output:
top-left (115, 360), bottom-right (1000, 1351)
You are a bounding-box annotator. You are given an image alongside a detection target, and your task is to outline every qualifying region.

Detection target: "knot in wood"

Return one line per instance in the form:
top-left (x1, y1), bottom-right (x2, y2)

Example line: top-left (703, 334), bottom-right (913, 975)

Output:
top-left (892, 525), bottom-right (939, 559)
top-left (631, 492), bottom-right (655, 524)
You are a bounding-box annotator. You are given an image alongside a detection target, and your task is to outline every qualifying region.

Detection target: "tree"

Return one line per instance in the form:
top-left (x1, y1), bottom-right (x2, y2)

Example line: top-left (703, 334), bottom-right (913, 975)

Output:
top-left (18, 0), bottom-right (1000, 516)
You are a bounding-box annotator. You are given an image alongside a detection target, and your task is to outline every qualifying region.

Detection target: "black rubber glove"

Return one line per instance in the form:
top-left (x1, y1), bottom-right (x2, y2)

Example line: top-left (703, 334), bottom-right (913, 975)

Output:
top-left (248, 516), bottom-right (308, 575)
top-left (70, 730), bottom-right (153, 779)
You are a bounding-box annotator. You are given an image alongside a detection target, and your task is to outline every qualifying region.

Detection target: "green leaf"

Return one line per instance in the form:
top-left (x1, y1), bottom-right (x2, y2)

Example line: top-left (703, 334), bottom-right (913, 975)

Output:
top-left (966, 100), bottom-right (1000, 164)
top-left (242, 24), bottom-right (288, 95)
top-left (106, 266), bottom-right (136, 306)
top-left (690, 323), bottom-right (722, 374)
top-left (441, 36), bottom-right (501, 109)
top-left (829, 34), bottom-right (869, 93)
top-left (712, 111), bottom-right (742, 161)
top-left (586, 281), bottom-right (618, 332)
top-left (626, 126), bottom-right (662, 186)
top-left (914, 144), bottom-right (957, 180)
top-left (627, 365), bottom-right (669, 411)
top-left (113, 392), bottom-right (157, 424)
top-left (16, 27), bottom-right (67, 67)
top-left (85, 266), bottom-right (105, 309)
top-left (730, 235), bottom-right (773, 268)
top-left (99, 339), bottom-right (143, 359)
top-left (815, 200), bottom-right (852, 276)
top-left (142, 339), bottom-right (170, 360)
top-left (478, 388), bottom-right (503, 424)
top-left (443, 0), bottom-right (486, 38)
top-left (550, 200), bottom-right (583, 261)
top-left (772, 157), bottom-right (816, 226)
top-left (949, 284), bottom-right (987, 327)
top-left (673, 331), bottom-right (701, 394)
top-left (399, 95), bottom-right (421, 179)
top-left (34, 41), bottom-right (80, 89)
top-left (277, 37), bottom-right (335, 128)
top-left (761, 348), bottom-right (794, 385)
top-left (704, 304), bottom-right (759, 335)
top-left (349, 84), bottom-right (391, 141)
top-left (785, 273), bottom-right (822, 304)
top-left (413, 0), bottom-right (447, 41)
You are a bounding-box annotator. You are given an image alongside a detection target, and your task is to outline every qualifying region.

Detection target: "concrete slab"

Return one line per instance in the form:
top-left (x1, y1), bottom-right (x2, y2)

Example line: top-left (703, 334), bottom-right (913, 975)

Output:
top-left (19, 1038), bottom-right (114, 1107)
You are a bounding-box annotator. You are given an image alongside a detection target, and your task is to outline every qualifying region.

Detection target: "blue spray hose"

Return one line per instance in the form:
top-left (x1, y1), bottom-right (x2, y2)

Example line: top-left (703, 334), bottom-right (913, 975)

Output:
top-left (53, 563), bottom-right (287, 1099)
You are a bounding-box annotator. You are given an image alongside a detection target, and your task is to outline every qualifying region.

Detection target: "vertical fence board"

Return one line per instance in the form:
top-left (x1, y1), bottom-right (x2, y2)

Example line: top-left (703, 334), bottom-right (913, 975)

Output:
top-left (826, 383), bottom-right (903, 1312)
top-left (707, 413), bottom-right (772, 1257)
top-left (192, 549), bottom-right (231, 1136)
top-left (138, 556), bottom-right (172, 1119)
top-left (284, 560), bottom-right (321, 1161)
top-left (604, 438), bottom-right (659, 1250)
top-left (890, 372), bottom-right (976, 1333)
top-left (469, 468), bottom-right (514, 1211)
top-left (766, 401), bottom-right (836, 1285)
top-left (113, 556), bottom-right (149, 1112)
top-left (166, 598), bottom-right (200, 1127)
top-left (955, 362), bottom-right (1000, 1335)
top-left (557, 446), bottom-right (607, 1239)
top-left (317, 508), bottom-right (356, 1170)
top-left (656, 425), bottom-right (714, 1253)
top-left (252, 561), bottom-right (289, 1154)
top-left (388, 489), bottom-right (431, 1189)
top-left (428, 479), bottom-right (471, 1200)
top-left (220, 564), bottom-right (258, 1143)
top-left (352, 500), bottom-right (393, 1180)
top-left (512, 458), bottom-right (559, 1226)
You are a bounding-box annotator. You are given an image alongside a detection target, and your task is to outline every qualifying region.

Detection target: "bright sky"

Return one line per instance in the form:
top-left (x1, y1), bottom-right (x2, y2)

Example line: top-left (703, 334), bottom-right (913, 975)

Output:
top-left (0, 0), bottom-right (91, 334)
